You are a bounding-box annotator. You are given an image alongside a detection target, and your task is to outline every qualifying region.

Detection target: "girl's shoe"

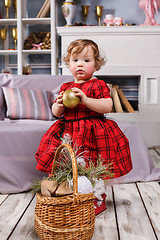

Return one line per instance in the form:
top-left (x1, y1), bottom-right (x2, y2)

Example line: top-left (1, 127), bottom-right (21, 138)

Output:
top-left (94, 193), bottom-right (107, 216)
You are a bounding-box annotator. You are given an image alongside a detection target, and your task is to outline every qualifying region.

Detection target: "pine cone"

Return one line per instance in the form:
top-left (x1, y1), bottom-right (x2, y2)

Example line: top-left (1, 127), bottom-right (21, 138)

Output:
top-left (41, 32), bottom-right (51, 49)
top-left (24, 31), bottom-right (49, 50)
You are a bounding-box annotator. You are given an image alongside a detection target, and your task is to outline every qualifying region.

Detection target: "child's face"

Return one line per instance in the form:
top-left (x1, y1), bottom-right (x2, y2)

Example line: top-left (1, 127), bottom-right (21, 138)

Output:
top-left (69, 45), bottom-right (96, 83)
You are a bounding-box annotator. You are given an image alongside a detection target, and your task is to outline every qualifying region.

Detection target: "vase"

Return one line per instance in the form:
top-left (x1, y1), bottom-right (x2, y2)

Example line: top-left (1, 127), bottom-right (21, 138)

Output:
top-left (62, 0), bottom-right (77, 26)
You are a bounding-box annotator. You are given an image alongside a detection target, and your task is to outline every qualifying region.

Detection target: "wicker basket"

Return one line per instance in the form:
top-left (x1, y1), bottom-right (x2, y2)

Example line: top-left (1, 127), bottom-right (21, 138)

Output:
top-left (34, 143), bottom-right (95, 240)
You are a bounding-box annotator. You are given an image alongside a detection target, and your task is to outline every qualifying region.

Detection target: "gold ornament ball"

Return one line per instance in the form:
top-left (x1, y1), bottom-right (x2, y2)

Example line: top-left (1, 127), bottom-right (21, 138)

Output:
top-left (62, 89), bottom-right (80, 108)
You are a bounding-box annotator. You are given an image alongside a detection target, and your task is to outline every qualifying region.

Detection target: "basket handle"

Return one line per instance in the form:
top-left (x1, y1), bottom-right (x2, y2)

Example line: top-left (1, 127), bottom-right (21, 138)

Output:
top-left (51, 143), bottom-right (78, 194)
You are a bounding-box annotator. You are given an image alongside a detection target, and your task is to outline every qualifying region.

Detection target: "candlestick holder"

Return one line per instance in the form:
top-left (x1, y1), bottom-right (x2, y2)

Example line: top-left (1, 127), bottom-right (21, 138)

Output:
top-left (95, 6), bottom-right (103, 26)
top-left (0, 28), bottom-right (7, 49)
top-left (12, 27), bottom-right (17, 50)
top-left (81, 5), bottom-right (90, 25)
top-left (4, 0), bottom-right (11, 19)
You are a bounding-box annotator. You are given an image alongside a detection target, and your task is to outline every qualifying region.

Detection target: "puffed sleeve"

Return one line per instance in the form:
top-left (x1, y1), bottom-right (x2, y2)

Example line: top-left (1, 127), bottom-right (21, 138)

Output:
top-left (54, 82), bottom-right (73, 103)
top-left (54, 84), bottom-right (65, 103)
top-left (93, 80), bottom-right (111, 99)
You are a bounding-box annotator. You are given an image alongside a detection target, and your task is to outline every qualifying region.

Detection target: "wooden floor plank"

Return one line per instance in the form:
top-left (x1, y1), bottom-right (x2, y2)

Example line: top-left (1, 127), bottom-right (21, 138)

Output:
top-left (92, 185), bottom-right (119, 240)
top-left (154, 146), bottom-right (160, 156)
top-left (9, 196), bottom-right (39, 240)
top-left (113, 183), bottom-right (157, 240)
top-left (0, 146), bottom-right (159, 240)
top-left (0, 192), bottom-right (34, 240)
top-left (149, 149), bottom-right (160, 168)
top-left (10, 187), bottom-right (119, 240)
top-left (137, 182), bottom-right (160, 239)
top-left (0, 194), bottom-right (8, 205)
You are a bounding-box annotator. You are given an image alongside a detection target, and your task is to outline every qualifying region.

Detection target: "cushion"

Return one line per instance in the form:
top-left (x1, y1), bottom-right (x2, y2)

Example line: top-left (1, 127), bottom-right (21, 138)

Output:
top-left (2, 87), bottom-right (55, 120)
top-left (0, 88), bottom-right (6, 120)
top-left (49, 91), bottom-right (57, 105)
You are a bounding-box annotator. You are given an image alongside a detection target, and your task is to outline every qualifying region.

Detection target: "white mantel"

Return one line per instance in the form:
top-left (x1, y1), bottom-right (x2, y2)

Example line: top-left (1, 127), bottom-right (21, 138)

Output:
top-left (57, 26), bottom-right (160, 71)
top-left (57, 25), bottom-right (160, 35)
top-left (57, 26), bottom-right (160, 146)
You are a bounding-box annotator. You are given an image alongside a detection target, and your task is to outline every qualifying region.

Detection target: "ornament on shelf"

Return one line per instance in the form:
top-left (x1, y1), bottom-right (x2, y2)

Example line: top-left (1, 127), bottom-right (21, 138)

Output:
top-left (139, 0), bottom-right (160, 25)
top-left (23, 65), bottom-right (32, 75)
top-left (11, 28), bottom-right (17, 50)
top-left (32, 43), bottom-right (42, 50)
top-left (0, 28), bottom-right (7, 50)
top-left (95, 6), bottom-right (104, 26)
top-left (2, 68), bottom-right (12, 74)
top-left (103, 15), bottom-right (124, 26)
top-left (62, 0), bottom-right (77, 26)
top-left (24, 31), bottom-right (51, 50)
top-left (81, 5), bottom-right (90, 25)
top-left (114, 17), bottom-right (123, 26)
top-left (41, 32), bottom-right (51, 49)
top-left (4, 0), bottom-right (11, 19)
top-left (104, 14), bottom-right (114, 26)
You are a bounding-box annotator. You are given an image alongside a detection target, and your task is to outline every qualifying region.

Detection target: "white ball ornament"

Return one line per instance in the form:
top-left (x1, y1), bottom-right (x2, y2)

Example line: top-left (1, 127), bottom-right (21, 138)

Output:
top-left (69, 176), bottom-right (93, 194)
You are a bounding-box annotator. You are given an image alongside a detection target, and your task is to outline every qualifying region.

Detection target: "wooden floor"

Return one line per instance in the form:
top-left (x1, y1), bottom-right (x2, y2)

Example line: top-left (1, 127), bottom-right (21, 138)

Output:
top-left (0, 147), bottom-right (160, 240)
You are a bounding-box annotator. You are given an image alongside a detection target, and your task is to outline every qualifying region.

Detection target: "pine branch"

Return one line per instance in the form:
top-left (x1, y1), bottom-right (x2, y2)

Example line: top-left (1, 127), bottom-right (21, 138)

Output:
top-left (31, 135), bottom-right (114, 194)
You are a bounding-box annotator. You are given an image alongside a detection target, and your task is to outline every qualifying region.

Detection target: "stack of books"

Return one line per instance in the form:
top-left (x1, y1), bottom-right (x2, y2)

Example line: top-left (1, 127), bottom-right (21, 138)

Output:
top-left (36, 0), bottom-right (50, 18)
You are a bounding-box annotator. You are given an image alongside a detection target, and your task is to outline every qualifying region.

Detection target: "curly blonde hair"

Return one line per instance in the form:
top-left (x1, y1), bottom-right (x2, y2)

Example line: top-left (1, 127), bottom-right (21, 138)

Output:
top-left (63, 39), bottom-right (106, 71)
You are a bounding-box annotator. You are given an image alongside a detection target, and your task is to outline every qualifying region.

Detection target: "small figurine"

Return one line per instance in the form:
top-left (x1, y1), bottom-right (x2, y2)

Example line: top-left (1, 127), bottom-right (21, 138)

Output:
top-left (23, 65), bottom-right (32, 75)
top-left (139, 0), bottom-right (160, 25)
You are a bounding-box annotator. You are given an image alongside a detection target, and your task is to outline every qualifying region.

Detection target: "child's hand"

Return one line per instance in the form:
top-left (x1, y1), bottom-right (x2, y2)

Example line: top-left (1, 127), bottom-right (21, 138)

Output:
top-left (52, 91), bottom-right (65, 117)
top-left (56, 91), bottom-right (64, 108)
top-left (71, 87), bottom-right (88, 105)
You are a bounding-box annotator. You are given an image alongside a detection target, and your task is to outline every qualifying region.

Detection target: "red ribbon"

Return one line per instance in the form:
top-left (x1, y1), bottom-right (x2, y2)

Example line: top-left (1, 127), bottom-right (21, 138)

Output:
top-left (32, 43), bottom-right (43, 50)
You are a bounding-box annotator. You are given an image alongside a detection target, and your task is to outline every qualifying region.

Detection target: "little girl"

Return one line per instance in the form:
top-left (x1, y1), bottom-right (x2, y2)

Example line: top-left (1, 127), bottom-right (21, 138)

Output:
top-left (35, 39), bottom-right (132, 179)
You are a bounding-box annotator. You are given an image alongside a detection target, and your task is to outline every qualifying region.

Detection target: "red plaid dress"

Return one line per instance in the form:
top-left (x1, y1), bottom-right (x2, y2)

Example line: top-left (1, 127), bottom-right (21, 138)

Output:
top-left (35, 78), bottom-right (132, 178)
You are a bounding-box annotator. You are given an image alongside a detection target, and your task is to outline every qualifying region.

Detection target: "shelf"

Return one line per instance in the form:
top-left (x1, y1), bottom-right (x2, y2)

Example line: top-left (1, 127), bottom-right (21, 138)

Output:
top-left (22, 18), bottom-right (51, 25)
top-left (0, 0), bottom-right (57, 75)
top-left (0, 50), bottom-right (18, 55)
top-left (0, 19), bottom-right (17, 25)
top-left (0, 50), bottom-right (51, 55)
top-left (22, 49), bottom-right (51, 54)
top-left (57, 25), bottom-right (160, 36)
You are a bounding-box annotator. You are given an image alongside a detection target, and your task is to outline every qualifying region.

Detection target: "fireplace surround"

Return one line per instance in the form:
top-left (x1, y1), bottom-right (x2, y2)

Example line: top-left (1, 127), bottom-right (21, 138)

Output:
top-left (97, 75), bottom-right (139, 111)
top-left (57, 26), bottom-right (160, 147)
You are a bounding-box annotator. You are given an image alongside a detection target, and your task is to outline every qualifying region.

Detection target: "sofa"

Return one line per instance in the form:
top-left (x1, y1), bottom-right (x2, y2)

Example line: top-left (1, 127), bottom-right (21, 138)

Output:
top-left (0, 73), bottom-right (74, 194)
top-left (0, 73), bottom-right (160, 194)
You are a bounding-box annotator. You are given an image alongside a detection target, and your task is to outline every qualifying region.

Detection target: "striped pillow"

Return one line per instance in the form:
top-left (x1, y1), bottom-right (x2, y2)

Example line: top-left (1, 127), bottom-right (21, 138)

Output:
top-left (2, 87), bottom-right (54, 120)
top-left (0, 88), bottom-right (6, 120)
top-left (48, 91), bottom-right (57, 105)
